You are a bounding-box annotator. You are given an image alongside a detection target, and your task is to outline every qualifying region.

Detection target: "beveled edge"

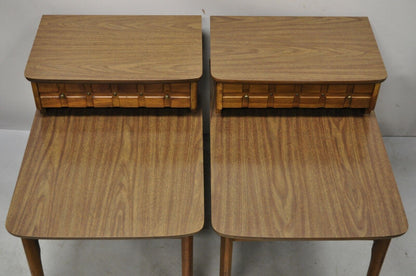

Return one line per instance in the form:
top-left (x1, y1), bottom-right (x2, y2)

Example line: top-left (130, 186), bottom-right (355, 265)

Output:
top-left (210, 220), bottom-right (408, 242)
top-left (6, 217), bottom-right (205, 240)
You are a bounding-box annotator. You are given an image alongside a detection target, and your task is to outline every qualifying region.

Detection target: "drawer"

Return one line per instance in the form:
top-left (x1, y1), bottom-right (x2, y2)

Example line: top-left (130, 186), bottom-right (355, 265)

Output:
top-left (91, 84), bottom-right (113, 107)
top-left (299, 95), bottom-right (322, 108)
top-left (222, 93), bottom-right (270, 108)
top-left (39, 92), bottom-right (61, 108)
top-left (354, 84), bottom-right (374, 95)
top-left (248, 95), bottom-right (268, 108)
top-left (222, 95), bottom-right (244, 108)
top-left (274, 85), bottom-right (297, 108)
top-left (117, 84), bottom-right (139, 107)
top-left (35, 82), bottom-right (196, 110)
top-left (273, 95), bottom-right (295, 108)
top-left (216, 82), bottom-right (379, 111)
top-left (350, 95), bottom-right (372, 108)
top-left (325, 96), bottom-right (347, 108)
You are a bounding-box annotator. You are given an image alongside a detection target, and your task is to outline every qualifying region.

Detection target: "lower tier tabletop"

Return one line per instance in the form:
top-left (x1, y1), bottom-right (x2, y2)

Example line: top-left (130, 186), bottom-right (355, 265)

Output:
top-left (211, 109), bottom-right (407, 240)
top-left (6, 108), bottom-right (204, 239)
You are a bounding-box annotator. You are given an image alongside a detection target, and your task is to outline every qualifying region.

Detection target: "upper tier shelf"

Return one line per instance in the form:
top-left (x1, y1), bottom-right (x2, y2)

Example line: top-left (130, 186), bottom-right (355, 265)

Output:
top-left (25, 15), bottom-right (202, 110)
top-left (210, 16), bottom-right (387, 111)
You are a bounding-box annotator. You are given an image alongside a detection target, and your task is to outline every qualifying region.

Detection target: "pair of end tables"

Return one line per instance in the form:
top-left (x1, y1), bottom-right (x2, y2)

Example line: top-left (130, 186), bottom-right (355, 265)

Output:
top-left (6, 15), bottom-right (407, 276)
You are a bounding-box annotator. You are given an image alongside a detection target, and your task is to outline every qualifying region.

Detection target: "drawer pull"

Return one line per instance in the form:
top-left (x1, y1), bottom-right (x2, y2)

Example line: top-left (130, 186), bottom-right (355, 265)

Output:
top-left (59, 93), bottom-right (66, 99)
top-left (165, 94), bottom-right (170, 99)
top-left (244, 94), bottom-right (249, 99)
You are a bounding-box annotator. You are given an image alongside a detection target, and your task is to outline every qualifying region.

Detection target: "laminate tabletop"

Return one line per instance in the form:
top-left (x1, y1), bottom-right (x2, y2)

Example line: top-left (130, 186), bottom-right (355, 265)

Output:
top-left (25, 15), bottom-right (202, 82)
top-left (210, 109), bottom-right (407, 240)
top-left (210, 16), bottom-right (386, 83)
top-left (6, 109), bottom-right (204, 239)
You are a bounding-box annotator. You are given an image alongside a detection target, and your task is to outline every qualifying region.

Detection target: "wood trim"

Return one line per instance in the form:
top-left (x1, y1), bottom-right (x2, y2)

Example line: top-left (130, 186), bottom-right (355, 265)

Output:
top-left (111, 84), bottom-right (120, 107)
top-left (369, 83), bottom-right (381, 112)
top-left (190, 82), bottom-right (198, 111)
top-left (31, 83), bottom-right (43, 111)
top-left (216, 82), bottom-right (223, 111)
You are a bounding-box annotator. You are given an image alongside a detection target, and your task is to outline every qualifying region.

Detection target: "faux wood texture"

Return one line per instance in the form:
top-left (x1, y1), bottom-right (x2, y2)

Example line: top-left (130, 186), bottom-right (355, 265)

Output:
top-left (210, 109), bottom-right (407, 240)
top-left (211, 16), bottom-right (387, 83)
top-left (25, 15), bottom-right (202, 82)
top-left (6, 109), bottom-right (204, 239)
top-left (36, 81), bottom-right (197, 109)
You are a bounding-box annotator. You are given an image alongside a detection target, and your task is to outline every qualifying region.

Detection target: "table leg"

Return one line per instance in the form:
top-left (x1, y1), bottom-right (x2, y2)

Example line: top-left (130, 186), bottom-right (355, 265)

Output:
top-left (220, 237), bottom-right (233, 276)
top-left (367, 239), bottom-right (391, 276)
top-left (22, 238), bottom-right (44, 276)
top-left (182, 236), bottom-right (193, 276)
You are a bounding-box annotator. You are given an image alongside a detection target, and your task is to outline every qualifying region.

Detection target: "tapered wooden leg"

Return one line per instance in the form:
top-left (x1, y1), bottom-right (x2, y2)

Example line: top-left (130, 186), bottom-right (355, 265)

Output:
top-left (367, 239), bottom-right (391, 276)
top-left (220, 237), bottom-right (233, 276)
top-left (182, 236), bottom-right (193, 276)
top-left (22, 238), bottom-right (44, 276)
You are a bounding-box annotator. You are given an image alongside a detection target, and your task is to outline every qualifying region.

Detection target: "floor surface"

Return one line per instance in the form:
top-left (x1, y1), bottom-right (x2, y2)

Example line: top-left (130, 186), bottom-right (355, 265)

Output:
top-left (0, 129), bottom-right (414, 275)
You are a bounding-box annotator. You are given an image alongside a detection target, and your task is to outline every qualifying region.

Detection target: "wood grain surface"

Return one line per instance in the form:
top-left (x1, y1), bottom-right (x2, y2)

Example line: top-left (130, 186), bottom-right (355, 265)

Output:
top-left (210, 16), bottom-right (387, 83)
top-left (210, 109), bottom-right (407, 240)
top-left (6, 109), bottom-right (203, 239)
top-left (25, 15), bottom-right (202, 82)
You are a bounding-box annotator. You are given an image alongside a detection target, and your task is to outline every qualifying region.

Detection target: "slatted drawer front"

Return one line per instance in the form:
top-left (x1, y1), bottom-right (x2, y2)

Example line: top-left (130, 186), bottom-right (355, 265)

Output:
top-left (35, 82), bottom-right (197, 110)
top-left (218, 83), bottom-right (377, 110)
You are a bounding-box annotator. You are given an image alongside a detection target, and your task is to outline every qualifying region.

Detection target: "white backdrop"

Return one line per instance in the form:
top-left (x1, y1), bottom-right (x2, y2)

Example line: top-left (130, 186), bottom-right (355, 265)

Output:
top-left (1, 0), bottom-right (415, 135)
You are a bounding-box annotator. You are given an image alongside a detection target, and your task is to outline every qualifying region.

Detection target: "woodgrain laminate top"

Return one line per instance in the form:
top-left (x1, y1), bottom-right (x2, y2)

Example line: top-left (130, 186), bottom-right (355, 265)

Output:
top-left (211, 109), bottom-right (407, 240)
top-left (6, 109), bottom-right (203, 239)
top-left (210, 16), bottom-right (387, 83)
top-left (25, 15), bottom-right (202, 82)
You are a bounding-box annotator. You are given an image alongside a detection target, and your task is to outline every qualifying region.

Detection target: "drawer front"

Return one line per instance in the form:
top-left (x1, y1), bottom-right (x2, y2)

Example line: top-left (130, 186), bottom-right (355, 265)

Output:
top-left (222, 84), bottom-right (273, 108)
top-left (35, 82), bottom-right (197, 110)
top-left (218, 83), bottom-right (377, 111)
